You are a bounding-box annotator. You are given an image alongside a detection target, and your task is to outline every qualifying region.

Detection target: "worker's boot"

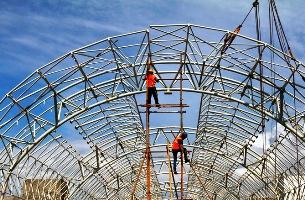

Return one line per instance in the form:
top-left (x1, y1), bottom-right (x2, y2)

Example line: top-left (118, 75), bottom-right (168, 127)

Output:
top-left (173, 166), bottom-right (178, 174)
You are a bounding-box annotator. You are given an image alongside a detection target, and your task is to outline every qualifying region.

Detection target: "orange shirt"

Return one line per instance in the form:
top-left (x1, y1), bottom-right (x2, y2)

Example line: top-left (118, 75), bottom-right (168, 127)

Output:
top-left (172, 137), bottom-right (183, 150)
top-left (146, 74), bottom-right (157, 87)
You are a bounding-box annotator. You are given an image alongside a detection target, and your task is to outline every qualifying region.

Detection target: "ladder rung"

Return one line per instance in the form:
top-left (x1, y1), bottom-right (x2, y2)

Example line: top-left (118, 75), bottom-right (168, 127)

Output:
top-left (159, 78), bottom-right (189, 80)
top-left (139, 111), bottom-right (186, 114)
top-left (139, 104), bottom-right (189, 108)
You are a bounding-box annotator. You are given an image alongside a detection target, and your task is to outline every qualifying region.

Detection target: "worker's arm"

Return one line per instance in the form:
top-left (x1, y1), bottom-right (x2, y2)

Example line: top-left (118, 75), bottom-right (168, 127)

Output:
top-left (155, 76), bottom-right (159, 82)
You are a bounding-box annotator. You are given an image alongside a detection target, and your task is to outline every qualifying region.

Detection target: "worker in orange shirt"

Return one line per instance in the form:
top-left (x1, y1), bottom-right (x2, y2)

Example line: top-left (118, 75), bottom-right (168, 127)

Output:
top-left (172, 132), bottom-right (190, 174)
top-left (145, 68), bottom-right (160, 107)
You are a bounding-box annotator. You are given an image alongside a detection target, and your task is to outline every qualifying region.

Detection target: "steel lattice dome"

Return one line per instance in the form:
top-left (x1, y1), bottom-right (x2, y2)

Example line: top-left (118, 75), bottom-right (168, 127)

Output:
top-left (0, 24), bottom-right (305, 200)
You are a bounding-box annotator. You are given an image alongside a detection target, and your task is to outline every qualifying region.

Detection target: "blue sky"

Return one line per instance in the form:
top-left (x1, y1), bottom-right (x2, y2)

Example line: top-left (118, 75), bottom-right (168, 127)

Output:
top-left (1, 0), bottom-right (304, 99)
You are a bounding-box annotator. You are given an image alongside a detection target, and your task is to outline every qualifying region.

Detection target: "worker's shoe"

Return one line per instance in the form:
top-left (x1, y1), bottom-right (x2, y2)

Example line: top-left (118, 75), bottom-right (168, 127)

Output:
top-left (156, 104), bottom-right (161, 108)
top-left (173, 171), bottom-right (178, 174)
top-left (185, 159), bottom-right (190, 163)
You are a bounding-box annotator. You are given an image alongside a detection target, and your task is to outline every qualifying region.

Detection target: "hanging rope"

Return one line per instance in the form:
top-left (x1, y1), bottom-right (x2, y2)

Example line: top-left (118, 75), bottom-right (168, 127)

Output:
top-left (268, 2), bottom-right (281, 197)
top-left (253, 0), bottom-right (267, 157)
top-left (293, 67), bottom-right (300, 199)
top-left (268, 0), bottom-right (303, 198)
top-left (214, 1), bottom-right (257, 95)
top-left (220, 25), bottom-right (242, 55)
top-left (269, 0), bottom-right (293, 58)
top-left (220, 2), bottom-right (254, 55)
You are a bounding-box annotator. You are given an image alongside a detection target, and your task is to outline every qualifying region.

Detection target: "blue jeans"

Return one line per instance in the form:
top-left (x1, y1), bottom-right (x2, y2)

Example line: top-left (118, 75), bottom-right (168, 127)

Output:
top-left (147, 87), bottom-right (159, 105)
top-left (172, 148), bottom-right (188, 172)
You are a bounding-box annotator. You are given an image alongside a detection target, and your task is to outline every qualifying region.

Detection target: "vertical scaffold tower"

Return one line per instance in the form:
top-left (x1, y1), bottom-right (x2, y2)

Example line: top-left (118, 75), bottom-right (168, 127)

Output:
top-left (134, 52), bottom-right (189, 200)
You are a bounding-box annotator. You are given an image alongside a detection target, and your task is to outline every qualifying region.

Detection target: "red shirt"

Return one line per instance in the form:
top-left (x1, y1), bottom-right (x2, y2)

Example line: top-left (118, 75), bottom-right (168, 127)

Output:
top-left (146, 74), bottom-right (157, 87)
top-left (172, 137), bottom-right (183, 150)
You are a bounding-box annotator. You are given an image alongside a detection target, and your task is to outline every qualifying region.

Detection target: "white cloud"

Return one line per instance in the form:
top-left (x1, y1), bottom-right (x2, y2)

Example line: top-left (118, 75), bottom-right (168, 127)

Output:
top-left (234, 167), bottom-right (247, 176)
top-left (69, 139), bottom-right (92, 155)
top-left (11, 36), bottom-right (45, 50)
top-left (251, 123), bottom-right (286, 154)
top-left (251, 132), bottom-right (272, 151)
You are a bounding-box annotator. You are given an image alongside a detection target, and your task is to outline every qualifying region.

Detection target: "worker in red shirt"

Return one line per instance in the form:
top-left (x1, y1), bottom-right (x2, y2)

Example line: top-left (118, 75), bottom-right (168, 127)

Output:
top-left (145, 68), bottom-right (160, 107)
top-left (172, 132), bottom-right (190, 174)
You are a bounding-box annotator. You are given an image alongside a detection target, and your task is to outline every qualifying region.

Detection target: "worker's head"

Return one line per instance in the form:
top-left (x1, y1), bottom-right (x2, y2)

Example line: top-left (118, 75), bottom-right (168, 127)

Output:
top-left (179, 132), bottom-right (188, 140)
top-left (148, 68), bottom-right (154, 74)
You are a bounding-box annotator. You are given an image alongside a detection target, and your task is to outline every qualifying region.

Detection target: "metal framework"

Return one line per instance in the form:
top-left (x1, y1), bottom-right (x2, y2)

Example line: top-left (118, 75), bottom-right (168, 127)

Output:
top-left (0, 21), bottom-right (305, 200)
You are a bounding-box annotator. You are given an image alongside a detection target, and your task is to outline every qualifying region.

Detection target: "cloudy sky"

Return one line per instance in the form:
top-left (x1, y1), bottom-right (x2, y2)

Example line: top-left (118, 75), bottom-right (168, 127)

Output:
top-left (0, 0), bottom-right (304, 98)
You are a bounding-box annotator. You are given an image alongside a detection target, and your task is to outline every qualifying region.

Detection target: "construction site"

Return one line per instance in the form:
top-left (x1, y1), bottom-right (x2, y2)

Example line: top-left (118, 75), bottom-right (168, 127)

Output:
top-left (0, 0), bottom-right (305, 199)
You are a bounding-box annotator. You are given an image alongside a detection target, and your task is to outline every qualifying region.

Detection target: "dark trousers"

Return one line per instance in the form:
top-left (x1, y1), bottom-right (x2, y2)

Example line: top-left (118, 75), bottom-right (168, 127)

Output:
top-left (147, 87), bottom-right (159, 105)
top-left (172, 148), bottom-right (188, 172)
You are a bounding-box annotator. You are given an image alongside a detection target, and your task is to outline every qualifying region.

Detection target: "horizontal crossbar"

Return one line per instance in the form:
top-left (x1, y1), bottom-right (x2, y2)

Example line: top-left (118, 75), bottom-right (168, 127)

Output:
top-left (139, 104), bottom-right (189, 108)
top-left (139, 111), bottom-right (186, 113)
